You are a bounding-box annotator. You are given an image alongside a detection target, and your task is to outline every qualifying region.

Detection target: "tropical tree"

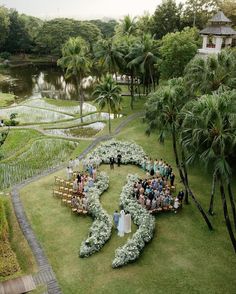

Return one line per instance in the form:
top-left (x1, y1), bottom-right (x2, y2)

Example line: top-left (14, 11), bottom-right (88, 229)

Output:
top-left (181, 90), bottom-right (236, 252)
top-left (184, 50), bottom-right (236, 96)
top-left (127, 34), bottom-right (159, 94)
top-left (94, 38), bottom-right (124, 77)
top-left (58, 37), bottom-right (91, 122)
top-left (145, 78), bottom-right (213, 230)
top-left (182, 0), bottom-right (218, 29)
top-left (159, 27), bottom-right (199, 79)
top-left (151, 0), bottom-right (182, 39)
top-left (0, 6), bottom-right (10, 49)
top-left (115, 15), bottom-right (137, 36)
top-left (93, 74), bottom-right (122, 134)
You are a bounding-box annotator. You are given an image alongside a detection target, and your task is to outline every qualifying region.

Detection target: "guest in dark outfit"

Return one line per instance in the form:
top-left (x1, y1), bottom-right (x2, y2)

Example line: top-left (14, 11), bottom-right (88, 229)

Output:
top-left (110, 157), bottom-right (115, 169)
top-left (170, 173), bottom-right (175, 186)
top-left (117, 153), bottom-right (122, 167)
top-left (178, 189), bottom-right (184, 206)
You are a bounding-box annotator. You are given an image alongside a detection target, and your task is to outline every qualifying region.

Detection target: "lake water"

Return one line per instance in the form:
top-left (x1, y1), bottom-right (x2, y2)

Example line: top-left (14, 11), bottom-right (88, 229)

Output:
top-left (0, 65), bottom-right (81, 101)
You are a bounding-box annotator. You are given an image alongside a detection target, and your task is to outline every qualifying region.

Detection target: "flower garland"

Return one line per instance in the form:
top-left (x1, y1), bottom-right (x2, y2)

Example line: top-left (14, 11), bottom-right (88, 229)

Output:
top-left (112, 174), bottom-right (155, 268)
top-left (83, 139), bottom-right (146, 167)
top-left (79, 172), bottom-right (113, 257)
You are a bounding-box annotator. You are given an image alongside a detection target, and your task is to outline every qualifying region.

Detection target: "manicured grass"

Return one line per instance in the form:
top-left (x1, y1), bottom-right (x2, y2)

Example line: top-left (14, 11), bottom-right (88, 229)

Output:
top-left (0, 92), bottom-right (15, 107)
top-left (19, 120), bottom-right (236, 294)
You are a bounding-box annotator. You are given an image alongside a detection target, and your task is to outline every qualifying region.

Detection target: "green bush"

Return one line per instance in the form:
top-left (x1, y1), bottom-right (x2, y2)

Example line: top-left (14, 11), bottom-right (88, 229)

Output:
top-left (0, 52), bottom-right (11, 60)
top-left (0, 241), bottom-right (20, 277)
top-left (4, 120), bottom-right (19, 126)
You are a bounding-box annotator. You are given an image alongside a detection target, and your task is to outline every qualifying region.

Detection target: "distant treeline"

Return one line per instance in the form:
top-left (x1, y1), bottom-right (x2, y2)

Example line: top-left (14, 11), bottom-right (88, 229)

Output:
top-left (0, 0), bottom-right (235, 57)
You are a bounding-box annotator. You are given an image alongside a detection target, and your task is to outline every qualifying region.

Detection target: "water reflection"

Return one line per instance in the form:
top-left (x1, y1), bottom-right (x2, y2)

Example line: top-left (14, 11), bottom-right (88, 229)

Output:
top-left (0, 65), bottom-right (81, 101)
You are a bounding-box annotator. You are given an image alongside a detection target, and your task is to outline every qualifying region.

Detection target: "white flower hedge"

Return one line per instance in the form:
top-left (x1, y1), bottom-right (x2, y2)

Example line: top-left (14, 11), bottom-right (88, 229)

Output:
top-left (79, 172), bottom-right (113, 257)
top-left (84, 139), bottom-right (146, 167)
top-left (112, 174), bottom-right (155, 268)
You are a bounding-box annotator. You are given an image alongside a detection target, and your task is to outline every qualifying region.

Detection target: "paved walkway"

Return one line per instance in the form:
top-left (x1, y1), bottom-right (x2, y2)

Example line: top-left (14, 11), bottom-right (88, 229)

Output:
top-left (10, 112), bottom-right (143, 294)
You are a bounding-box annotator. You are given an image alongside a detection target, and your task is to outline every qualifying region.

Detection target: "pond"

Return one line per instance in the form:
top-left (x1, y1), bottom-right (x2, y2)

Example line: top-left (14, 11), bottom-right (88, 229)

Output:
top-left (0, 65), bottom-right (85, 101)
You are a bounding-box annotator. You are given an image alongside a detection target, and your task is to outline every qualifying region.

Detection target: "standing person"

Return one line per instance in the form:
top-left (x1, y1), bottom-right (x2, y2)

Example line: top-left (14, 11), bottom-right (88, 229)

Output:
top-left (110, 156), bottom-right (115, 170)
top-left (92, 167), bottom-right (97, 181)
top-left (68, 166), bottom-right (73, 180)
top-left (124, 211), bottom-right (131, 233)
top-left (68, 158), bottom-right (74, 170)
top-left (178, 189), bottom-right (184, 207)
top-left (113, 210), bottom-right (120, 228)
top-left (117, 209), bottom-right (125, 237)
top-left (170, 172), bottom-right (175, 186)
top-left (173, 196), bottom-right (180, 213)
top-left (66, 167), bottom-right (73, 180)
top-left (117, 152), bottom-right (122, 167)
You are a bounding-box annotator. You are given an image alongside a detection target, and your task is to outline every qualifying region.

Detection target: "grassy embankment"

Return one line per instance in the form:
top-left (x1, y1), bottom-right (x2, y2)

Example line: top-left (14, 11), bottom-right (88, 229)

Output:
top-left (19, 96), bottom-right (236, 294)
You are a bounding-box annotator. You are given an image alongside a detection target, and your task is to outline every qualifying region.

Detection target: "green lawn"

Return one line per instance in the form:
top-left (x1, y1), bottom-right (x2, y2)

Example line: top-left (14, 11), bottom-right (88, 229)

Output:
top-left (0, 92), bottom-right (15, 107)
top-left (19, 118), bottom-right (236, 294)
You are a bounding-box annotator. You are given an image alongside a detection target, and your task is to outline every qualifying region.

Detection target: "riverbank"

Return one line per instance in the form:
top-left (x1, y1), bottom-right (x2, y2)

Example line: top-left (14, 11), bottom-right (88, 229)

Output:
top-left (8, 54), bottom-right (57, 68)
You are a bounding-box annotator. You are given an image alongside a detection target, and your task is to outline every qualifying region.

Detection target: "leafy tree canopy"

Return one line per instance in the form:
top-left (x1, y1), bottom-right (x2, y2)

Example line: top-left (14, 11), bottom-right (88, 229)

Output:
top-left (159, 27), bottom-right (199, 79)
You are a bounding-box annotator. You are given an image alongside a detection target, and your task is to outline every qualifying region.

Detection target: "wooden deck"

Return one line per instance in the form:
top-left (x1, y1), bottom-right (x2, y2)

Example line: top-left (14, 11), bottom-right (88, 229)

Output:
top-left (0, 275), bottom-right (36, 294)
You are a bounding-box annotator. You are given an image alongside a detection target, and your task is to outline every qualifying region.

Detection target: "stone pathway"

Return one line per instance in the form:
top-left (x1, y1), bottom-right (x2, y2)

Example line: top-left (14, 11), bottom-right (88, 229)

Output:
top-left (10, 112), bottom-right (143, 294)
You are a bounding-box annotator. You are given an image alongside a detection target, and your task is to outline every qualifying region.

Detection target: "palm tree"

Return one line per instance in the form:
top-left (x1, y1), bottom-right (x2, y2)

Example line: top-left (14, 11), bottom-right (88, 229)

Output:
top-left (184, 50), bottom-right (236, 96)
top-left (127, 34), bottom-right (158, 94)
top-left (181, 90), bottom-right (236, 252)
top-left (57, 37), bottom-right (91, 123)
top-left (93, 74), bottom-right (122, 134)
top-left (145, 78), bottom-right (213, 230)
top-left (94, 38), bottom-right (124, 77)
top-left (116, 15), bottom-right (137, 36)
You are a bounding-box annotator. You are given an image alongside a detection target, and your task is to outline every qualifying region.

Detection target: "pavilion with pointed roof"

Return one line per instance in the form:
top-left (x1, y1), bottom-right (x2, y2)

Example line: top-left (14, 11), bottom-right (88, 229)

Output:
top-left (198, 11), bottom-right (236, 55)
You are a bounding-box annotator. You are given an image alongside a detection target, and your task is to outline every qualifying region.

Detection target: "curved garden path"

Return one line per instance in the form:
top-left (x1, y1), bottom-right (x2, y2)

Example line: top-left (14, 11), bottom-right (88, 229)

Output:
top-left (10, 112), bottom-right (143, 294)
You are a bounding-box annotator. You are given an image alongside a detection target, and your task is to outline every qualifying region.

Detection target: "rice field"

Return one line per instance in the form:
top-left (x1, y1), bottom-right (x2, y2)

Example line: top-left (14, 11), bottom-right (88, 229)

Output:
top-left (0, 138), bottom-right (78, 189)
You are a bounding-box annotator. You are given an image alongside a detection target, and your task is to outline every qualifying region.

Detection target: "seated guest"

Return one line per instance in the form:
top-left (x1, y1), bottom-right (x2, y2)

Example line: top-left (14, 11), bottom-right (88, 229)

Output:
top-left (151, 198), bottom-right (157, 210)
top-left (146, 198), bottom-right (151, 210)
top-left (71, 196), bottom-right (78, 208)
top-left (88, 177), bottom-right (94, 188)
top-left (82, 197), bottom-right (88, 210)
top-left (138, 194), bottom-right (145, 207)
top-left (73, 178), bottom-right (78, 192)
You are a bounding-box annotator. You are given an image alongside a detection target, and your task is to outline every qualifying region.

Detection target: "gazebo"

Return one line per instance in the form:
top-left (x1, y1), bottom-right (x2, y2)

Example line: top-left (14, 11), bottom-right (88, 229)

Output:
top-left (198, 11), bottom-right (236, 55)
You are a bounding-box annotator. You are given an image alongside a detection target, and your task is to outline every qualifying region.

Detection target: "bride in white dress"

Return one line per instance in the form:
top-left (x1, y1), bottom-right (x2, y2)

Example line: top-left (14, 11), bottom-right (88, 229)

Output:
top-left (117, 210), bottom-right (125, 237)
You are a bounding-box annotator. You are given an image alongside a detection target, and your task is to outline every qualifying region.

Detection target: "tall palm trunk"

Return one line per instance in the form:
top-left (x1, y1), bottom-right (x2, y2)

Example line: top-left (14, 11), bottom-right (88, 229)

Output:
top-left (181, 150), bottom-right (189, 204)
top-left (220, 178), bottom-right (236, 252)
top-left (228, 183), bottom-right (236, 231)
top-left (172, 126), bottom-right (213, 230)
top-left (208, 171), bottom-right (217, 215)
top-left (130, 71), bottom-right (134, 110)
top-left (108, 103), bottom-right (111, 134)
top-left (149, 64), bottom-right (154, 91)
top-left (75, 75), bottom-right (83, 123)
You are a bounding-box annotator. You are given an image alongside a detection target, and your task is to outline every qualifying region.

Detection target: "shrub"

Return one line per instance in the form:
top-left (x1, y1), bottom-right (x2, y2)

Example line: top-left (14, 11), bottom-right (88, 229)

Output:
top-left (0, 198), bottom-right (9, 241)
top-left (0, 52), bottom-right (11, 60)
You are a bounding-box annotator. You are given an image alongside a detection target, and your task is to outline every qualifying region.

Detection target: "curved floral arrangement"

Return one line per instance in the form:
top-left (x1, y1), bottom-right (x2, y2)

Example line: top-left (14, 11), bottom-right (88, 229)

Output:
top-left (79, 172), bottom-right (113, 257)
top-left (83, 139), bottom-right (146, 167)
top-left (112, 174), bottom-right (155, 268)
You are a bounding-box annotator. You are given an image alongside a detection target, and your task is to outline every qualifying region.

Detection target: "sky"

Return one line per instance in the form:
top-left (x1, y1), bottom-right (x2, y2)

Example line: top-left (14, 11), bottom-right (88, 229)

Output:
top-left (0, 0), bottom-right (167, 20)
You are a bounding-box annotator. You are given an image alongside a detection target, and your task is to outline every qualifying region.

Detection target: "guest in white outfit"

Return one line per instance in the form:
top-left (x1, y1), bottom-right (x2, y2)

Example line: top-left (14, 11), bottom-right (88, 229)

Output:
top-left (124, 211), bottom-right (131, 233)
top-left (117, 210), bottom-right (125, 237)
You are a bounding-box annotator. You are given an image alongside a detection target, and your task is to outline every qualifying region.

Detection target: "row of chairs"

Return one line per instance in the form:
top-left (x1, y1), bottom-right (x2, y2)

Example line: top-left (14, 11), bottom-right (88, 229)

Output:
top-left (54, 176), bottom-right (74, 188)
top-left (53, 188), bottom-right (88, 216)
